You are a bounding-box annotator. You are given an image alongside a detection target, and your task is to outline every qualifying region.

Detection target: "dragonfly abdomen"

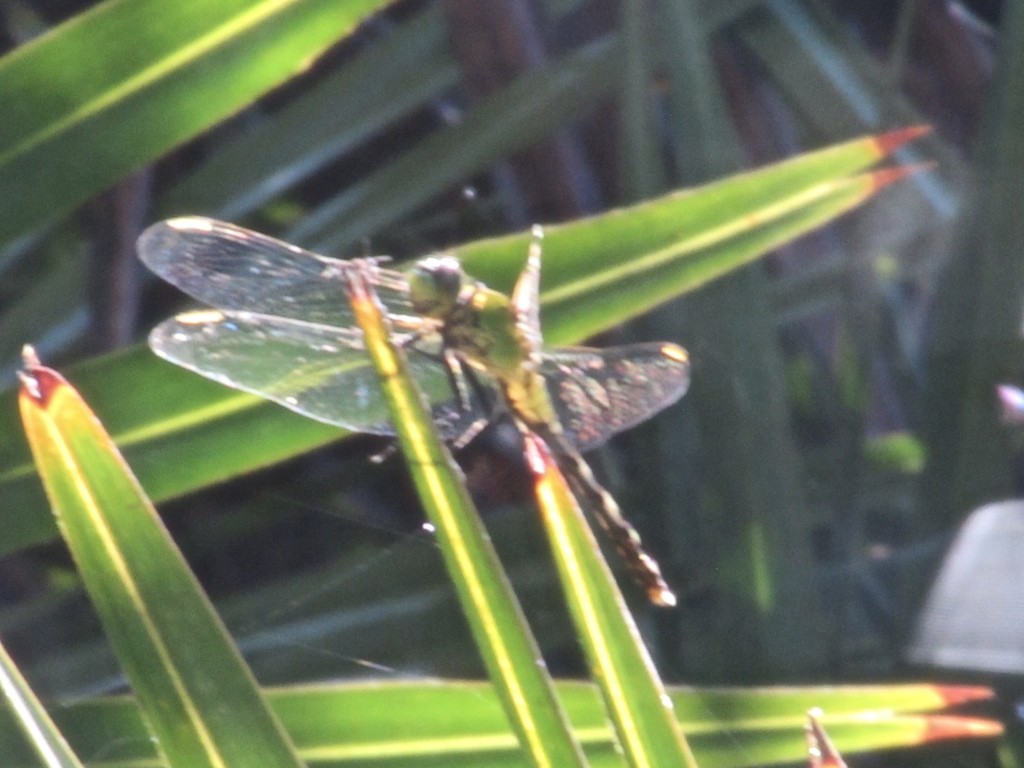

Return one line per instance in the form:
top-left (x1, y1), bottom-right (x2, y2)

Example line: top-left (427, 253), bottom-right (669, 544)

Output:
top-left (533, 424), bottom-right (677, 608)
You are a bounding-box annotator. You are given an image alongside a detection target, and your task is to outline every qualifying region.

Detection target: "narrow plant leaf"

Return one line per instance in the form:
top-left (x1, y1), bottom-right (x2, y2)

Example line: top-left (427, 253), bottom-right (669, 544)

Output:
top-left (692, 714), bottom-right (1002, 768)
top-left (523, 435), bottom-right (698, 768)
top-left (0, 132), bottom-right (926, 555)
top-left (0, 0), bottom-right (394, 245)
top-left (737, 0), bottom-right (964, 190)
top-left (160, 3), bottom-right (456, 221)
top-left (0, 636), bottom-right (83, 767)
top-left (292, 33), bottom-right (623, 252)
top-left (0, 681), bottom-right (999, 768)
top-left (17, 351), bottom-right (302, 767)
top-left (454, 143), bottom-right (929, 346)
top-left (806, 709), bottom-right (848, 768)
top-left (919, 0), bottom-right (1024, 530)
top-left (673, 683), bottom-right (994, 721)
top-left (343, 264), bottom-right (587, 767)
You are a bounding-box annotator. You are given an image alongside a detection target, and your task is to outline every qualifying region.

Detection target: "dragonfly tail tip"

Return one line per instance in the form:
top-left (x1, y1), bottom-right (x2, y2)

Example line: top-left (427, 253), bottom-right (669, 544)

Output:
top-left (652, 587), bottom-right (678, 608)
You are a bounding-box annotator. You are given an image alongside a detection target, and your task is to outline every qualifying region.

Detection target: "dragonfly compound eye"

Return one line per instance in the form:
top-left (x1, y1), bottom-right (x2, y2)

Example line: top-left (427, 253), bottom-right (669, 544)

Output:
top-left (139, 216), bottom-right (690, 607)
top-left (408, 255), bottom-right (465, 318)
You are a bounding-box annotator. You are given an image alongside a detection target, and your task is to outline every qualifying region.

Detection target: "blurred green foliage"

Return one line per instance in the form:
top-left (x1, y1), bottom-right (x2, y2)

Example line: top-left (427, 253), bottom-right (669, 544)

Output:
top-left (0, 0), bottom-right (1015, 765)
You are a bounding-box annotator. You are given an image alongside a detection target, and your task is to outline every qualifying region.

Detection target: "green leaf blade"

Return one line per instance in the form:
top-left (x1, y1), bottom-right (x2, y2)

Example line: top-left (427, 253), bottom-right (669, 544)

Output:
top-left (345, 266), bottom-right (589, 767)
top-left (0, 637), bottom-right (84, 767)
top-left (0, 681), bottom-right (998, 767)
top-left (524, 436), bottom-right (697, 768)
top-left (17, 357), bottom-right (303, 767)
top-left (453, 131), bottom-right (929, 345)
top-left (0, 133), bottom-right (926, 557)
top-left (0, 0), bottom-right (395, 245)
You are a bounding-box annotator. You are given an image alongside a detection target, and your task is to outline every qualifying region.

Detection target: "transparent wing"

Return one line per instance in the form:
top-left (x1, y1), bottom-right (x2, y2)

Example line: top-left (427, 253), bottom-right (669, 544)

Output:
top-left (138, 217), bottom-right (417, 327)
top-left (149, 309), bottom-right (488, 438)
top-left (542, 342), bottom-right (690, 452)
top-left (140, 217), bottom-right (689, 450)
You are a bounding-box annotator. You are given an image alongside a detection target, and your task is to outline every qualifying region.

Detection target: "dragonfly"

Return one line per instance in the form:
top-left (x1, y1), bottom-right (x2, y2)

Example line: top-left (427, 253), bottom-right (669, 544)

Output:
top-left (138, 217), bottom-right (690, 605)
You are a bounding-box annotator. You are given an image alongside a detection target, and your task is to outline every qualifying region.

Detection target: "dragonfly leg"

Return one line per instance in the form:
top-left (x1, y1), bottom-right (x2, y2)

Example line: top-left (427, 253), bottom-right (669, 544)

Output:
top-left (461, 364), bottom-right (501, 419)
top-left (401, 339), bottom-right (500, 448)
top-left (446, 365), bottom-right (508, 449)
top-left (451, 417), bottom-right (492, 450)
top-left (396, 320), bottom-right (439, 350)
top-left (441, 349), bottom-right (476, 415)
top-left (400, 332), bottom-right (477, 414)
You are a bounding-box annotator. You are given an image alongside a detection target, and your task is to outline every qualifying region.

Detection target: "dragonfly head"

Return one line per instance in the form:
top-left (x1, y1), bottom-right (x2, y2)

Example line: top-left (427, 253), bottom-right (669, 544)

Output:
top-left (407, 255), bottom-right (466, 319)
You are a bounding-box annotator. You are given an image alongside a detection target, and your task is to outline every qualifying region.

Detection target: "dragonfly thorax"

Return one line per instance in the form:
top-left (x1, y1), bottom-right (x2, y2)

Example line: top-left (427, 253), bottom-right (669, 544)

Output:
top-left (407, 255), bottom-right (472, 320)
top-left (139, 217), bottom-right (691, 607)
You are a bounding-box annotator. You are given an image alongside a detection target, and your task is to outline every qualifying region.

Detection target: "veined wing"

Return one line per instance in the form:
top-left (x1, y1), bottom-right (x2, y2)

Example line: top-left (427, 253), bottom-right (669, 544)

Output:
top-left (151, 312), bottom-right (687, 449)
top-left (542, 342), bottom-right (690, 452)
top-left (149, 309), bottom-right (485, 438)
top-left (138, 217), bottom-right (417, 328)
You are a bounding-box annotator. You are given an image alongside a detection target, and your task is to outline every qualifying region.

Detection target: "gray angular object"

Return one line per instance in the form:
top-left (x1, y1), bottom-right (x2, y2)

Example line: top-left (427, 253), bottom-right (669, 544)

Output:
top-left (909, 499), bottom-right (1024, 673)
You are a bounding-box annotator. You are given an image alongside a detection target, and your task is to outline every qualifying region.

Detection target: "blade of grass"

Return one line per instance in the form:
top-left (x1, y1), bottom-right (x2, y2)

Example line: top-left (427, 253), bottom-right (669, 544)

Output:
top-left (17, 350), bottom-right (302, 767)
top-left (0, 0), bottom-right (395, 246)
top-left (0, 680), bottom-right (999, 767)
top-left (642, 13), bottom-right (927, 680)
top-left (919, 0), bottom-right (1024, 533)
top-left (617, 2), bottom-right (665, 199)
top-left (0, 346), bottom-right (346, 553)
top-left (291, 33), bottom-right (623, 252)
top-left (523, 434), bottom-right (698, 768)
top-left (655, 0), bottom-right (821, 684)
top-left (160, 3), bottom-right (456, 221)
top-left (0, 133), bottom-right (926, 556)
top-left (343, 263), bottom-right (587, 767)
top-left (805, 709), bottom-right (848, 768)
top-left (453, 134), bottom-right (930, 345)
top-left (0, 636), bottom-right (83, 768)
top-left (741, 1), bottom-right (963, 187)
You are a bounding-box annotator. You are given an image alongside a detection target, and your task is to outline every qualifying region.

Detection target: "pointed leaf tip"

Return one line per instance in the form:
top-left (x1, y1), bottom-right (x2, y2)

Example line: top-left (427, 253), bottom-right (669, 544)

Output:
top-left (522, 432), bottom-right (551, 476)
top-left (935, 685), bottom-right (996, 706)
top-left (805, 709), bottom-right (848, 768)
top-left (18, 353), bottom-right (65, 408)
top-left (873, 125), bottom-right (931, 155)
top-left (21, 344), bottom-right (41, 368)
top-left (923, 715), bottom-right (1004, 742)
top-left (870, 163), bottom-right (935, 192)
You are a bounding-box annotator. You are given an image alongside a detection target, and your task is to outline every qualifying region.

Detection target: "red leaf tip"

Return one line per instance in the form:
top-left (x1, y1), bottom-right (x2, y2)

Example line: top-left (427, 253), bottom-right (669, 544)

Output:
top-left (18, 346), bottom-right (63, 406)
top-left (874, 125), bottom-right (932, 155)
top-left (923, 715), bottom-right (1004, 742)
top-left (521, 432), bottom-right (551, 476)
top-left (934, 684), bottom-right (996, 706)
top-left (21, 344), bottom-right (41, 369)
top-left (871, 162), bottom-right (935, 192)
